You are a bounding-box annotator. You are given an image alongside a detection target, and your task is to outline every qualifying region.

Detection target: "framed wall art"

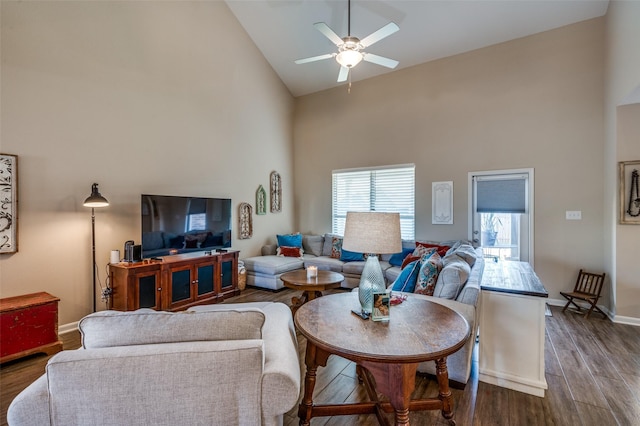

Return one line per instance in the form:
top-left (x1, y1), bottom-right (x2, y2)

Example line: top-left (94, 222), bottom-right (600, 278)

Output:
top-left (432, 181), bottom-right (453, 225)
top-left (238, 202), bottom-right (253, 239)
top-left (0, 154), bottom-right (18, 253)
top-left (619, 160), bottom-right (640, 224)
top-left (270, 171), bottom-right (281, 213)
top-left (256, 185), bottom-right (266, 215)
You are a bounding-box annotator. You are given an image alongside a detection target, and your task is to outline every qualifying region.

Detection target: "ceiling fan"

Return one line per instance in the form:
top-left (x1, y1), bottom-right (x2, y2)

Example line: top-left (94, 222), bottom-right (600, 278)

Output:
top-left (294, 0), bottom-right (399, 83)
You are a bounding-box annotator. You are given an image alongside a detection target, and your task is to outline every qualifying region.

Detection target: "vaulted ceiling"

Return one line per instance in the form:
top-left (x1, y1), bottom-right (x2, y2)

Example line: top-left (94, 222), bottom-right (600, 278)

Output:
top-left (225, 0), bottom-right (609, 97)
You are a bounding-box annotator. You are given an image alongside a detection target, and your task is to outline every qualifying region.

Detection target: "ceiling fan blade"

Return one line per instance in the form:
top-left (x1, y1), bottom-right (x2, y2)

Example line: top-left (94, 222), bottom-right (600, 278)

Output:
top-left (294, 53), bottom-right (335, 65)
top-left (363, 53), bottom-right (399, 69)
top-left (360, 22), bottom-right (399, 48)
top-left (314, 22), bottom-right (344, 47)
top-left (337, 66), bottom-right (349, 82)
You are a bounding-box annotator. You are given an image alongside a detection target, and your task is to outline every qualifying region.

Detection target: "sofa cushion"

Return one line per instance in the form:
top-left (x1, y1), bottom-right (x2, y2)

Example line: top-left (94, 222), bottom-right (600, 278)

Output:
top-left (402, 247), bottom-right (437, 269)
top-left (414, 252), bottom-right (442, 295)
top-left (277, 233), bottom-right (302, 248)
top-left (243, 255), bottom-right (304, 275)
top-left (79, 309), bottom-right (265, 349)
top-left (390, 260), bottom-right (421, 292)
top-left (433, 257), bottom-right (471, 300)
top-left (277, 246), bottom-right (304, 258)
top-left (302, 235), bottom-right (324, 257)
top-left (304, 256), bottom-right (344, 273)
top-left (452, 243), bottom-right (478, 267)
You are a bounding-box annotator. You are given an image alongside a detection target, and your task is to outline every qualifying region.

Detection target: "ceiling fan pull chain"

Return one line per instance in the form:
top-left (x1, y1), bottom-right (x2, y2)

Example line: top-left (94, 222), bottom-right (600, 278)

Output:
top-left (348, 71), bottom-right (352, 94)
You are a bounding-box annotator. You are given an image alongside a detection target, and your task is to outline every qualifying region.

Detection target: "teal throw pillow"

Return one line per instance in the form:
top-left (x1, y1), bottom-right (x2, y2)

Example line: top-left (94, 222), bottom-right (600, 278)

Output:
top-left (389, 247), bottom-right (414, 267)
top-left (391, 260), bottom-right (421, 293)
top-left (277, 233), bottom-right (302, 248)
top-left (340, 249), bottom-right (363, 262)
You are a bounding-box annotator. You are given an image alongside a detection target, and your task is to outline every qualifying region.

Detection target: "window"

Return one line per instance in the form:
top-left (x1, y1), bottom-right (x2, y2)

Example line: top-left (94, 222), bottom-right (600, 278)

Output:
top-left (186, 198), bottom-right (207, 231)
top-left (469, 169), bottom-right (534, 264)
top-left (332, 164), bottom-right (415, 239)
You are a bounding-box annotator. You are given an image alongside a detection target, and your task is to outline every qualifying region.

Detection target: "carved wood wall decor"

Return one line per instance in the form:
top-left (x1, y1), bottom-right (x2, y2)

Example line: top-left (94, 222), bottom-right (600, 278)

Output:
top-left (619, 160), bottom-right (640, 224)
top-left (239, 202), bottom-right (253, 239)
top-left (0, 154), bottom-right (18, 254)
top-left (256, 185), bottom-right (266, 215)
top-left (270, 171), bottom-right (281, 213)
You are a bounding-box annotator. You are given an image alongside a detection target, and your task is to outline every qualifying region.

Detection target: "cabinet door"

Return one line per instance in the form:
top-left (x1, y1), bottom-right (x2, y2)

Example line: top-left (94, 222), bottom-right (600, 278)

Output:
top-left (195, 261), bottom-right (216, 300)
top-left (167, 265), bottom-right (193, 310)
top-left (135, 271), bottom-right (161, 310)
top-left (220, 259), bottom-right (234, 291)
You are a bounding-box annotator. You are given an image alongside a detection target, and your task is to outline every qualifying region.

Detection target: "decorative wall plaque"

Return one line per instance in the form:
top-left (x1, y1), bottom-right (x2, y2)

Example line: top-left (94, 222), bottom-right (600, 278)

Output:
top-left (0, 154), bottom-right (18, 253)
top-left (238, 202), bottom-right (253, 239)
top-left (619, 160), bottom-right (640, 224)
top-left (432, 181), bottom-right (453, 225)
top-left (256, 185), bottom-right (266, 215)
top-left (270, 171), bottom-right (281, 213)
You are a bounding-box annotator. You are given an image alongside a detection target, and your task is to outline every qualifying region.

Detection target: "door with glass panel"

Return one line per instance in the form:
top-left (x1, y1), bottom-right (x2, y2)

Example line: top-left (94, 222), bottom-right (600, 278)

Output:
top-left (469, 169), bottom-right (534, 265)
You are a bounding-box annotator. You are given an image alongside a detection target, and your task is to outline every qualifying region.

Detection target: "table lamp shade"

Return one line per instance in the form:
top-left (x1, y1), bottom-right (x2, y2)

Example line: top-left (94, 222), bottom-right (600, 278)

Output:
top-left (342, 212), bottom-right (402, 255)
top-left (343, 212), bottom-right (401, 313)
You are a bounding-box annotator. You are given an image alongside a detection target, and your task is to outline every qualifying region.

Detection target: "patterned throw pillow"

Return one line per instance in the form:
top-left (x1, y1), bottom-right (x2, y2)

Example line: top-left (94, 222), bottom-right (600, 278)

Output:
top-left (414, 252), bottom-right (443, 296)
top-left (330, 237), bottom-right (343, 259)
top-left (276, 246), bottom-right (304, 258)
top-left (413, 242), bottom-right (451, 258)
top-left (401, 247), bottom-right (436, 269)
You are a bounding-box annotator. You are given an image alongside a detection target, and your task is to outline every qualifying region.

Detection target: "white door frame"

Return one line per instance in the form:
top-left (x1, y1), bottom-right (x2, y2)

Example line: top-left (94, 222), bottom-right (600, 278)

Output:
top-left (468, 168), bottom-right (535, 267)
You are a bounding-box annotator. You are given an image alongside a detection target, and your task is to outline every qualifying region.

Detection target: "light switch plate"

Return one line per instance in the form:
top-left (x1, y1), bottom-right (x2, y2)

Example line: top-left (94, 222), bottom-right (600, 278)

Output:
top-left (566, 211), bottom-right (582, 220)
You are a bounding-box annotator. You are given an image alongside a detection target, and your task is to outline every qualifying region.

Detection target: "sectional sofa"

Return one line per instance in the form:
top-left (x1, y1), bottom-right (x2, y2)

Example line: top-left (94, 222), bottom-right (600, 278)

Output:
top-left (243, 234), bottom-right (485, 385)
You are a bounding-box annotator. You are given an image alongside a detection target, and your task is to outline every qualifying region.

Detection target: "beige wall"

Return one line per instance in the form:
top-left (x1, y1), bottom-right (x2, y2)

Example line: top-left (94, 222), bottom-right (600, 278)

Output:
top-left (293, 18), bottom-right (605, 304)
top-left (604, 1), bottom-right (640, 323)
top-left (0, 2), bottom-right (295, 325)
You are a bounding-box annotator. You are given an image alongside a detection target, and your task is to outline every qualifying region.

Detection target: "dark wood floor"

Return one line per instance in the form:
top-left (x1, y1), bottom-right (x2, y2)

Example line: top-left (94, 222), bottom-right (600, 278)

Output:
top-left (1, 287), bottom-right (639, 426)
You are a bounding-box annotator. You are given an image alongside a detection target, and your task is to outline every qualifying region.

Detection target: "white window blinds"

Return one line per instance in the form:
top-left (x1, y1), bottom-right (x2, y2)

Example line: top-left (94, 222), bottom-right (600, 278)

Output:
top-left (332, 165), bottom-right (415, 239)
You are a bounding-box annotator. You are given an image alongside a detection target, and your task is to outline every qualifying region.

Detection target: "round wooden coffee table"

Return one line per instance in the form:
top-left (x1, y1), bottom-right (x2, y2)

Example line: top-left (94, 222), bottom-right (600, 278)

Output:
top-left (295, 292), bottom-right (470, 426)
top-left (280, 270), bottom-right (344, 315)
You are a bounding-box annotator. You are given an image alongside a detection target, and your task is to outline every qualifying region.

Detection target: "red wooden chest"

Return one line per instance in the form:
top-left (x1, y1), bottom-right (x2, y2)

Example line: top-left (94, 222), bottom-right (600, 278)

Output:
top-left (0, 292), bottom-right (63, 363)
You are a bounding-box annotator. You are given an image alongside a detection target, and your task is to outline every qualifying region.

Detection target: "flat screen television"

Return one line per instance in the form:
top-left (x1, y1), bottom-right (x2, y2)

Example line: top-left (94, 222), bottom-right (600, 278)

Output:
top-left (141, 194), bottom-right (232, 258)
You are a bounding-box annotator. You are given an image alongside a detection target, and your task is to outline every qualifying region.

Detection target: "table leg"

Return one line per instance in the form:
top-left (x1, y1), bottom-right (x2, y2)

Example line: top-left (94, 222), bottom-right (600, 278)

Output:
top-left (298, 341), bottom-right (331, 425)
top-left (290, 292), bottom-right (309, 315)
top-left (435, 357), bottom-right (455, 423)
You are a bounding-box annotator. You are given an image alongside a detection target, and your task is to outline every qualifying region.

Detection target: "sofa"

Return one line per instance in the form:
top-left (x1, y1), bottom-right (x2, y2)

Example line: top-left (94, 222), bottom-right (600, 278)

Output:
top-left (242, 234), bottom-right (484, 386)
top-left (8, 302), bottom-right (300, 426)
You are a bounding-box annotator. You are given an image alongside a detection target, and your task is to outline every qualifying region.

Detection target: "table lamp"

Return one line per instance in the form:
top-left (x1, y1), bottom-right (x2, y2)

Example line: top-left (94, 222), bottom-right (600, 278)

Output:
top-left (342, 212), bottom-right (401, 313)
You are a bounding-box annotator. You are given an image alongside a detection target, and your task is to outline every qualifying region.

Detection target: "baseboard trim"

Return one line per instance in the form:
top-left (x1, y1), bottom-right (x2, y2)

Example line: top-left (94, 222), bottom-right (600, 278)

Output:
top-left (479, 369), bottom-right (547, 398)
top-left (611, 315), bottom-right (640, 326)
top-left (546, 298), bottom-right (613, 320)
top-left (59, 321), bottom-right (79, 335)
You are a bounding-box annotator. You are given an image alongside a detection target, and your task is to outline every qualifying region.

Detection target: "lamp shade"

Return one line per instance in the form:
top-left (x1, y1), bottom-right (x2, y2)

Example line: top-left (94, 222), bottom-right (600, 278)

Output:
top-left (336, 50), bottom-right (363, 68)
top-left (83, 183), bottom-right (109, 208)
top-left (342, 212), bottom-right (401, 254)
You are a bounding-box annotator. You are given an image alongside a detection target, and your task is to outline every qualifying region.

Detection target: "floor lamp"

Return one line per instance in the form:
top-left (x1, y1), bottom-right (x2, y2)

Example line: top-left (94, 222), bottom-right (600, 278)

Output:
top-left (83, 183), bottom-right (109, 312)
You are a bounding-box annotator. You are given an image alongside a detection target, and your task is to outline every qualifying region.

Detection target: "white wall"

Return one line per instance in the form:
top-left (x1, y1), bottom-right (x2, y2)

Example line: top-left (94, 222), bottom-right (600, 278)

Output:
top-left (0, 2), bottom-right (295, 324)
top-left (604, 1), bottom-right (640, 323)
top-left (293, 18), bottom-right (606, 305)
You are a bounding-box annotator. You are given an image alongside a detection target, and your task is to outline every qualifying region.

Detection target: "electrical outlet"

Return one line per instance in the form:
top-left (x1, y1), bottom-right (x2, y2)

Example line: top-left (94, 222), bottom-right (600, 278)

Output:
top-left (566, 211), bottom-right (582, 220)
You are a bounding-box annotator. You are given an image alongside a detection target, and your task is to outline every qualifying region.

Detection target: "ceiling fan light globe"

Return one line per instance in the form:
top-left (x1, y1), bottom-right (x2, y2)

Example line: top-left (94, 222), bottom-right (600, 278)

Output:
top-left (336, 50), bottom-right (363, 68)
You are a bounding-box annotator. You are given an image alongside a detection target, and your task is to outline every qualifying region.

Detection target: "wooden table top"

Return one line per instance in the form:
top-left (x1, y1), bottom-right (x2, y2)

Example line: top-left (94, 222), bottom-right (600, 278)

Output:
top-left (295, 292), bottom-right (470, 363)
top-left (481, 260), bottom-right (548, 298)
top-left (280, 270), bottom-right (344, 290)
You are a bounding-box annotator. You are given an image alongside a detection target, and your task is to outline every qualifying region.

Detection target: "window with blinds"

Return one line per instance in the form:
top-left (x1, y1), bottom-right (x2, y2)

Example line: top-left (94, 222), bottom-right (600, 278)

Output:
top-left (332, 165), bottom-right (415, 239)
